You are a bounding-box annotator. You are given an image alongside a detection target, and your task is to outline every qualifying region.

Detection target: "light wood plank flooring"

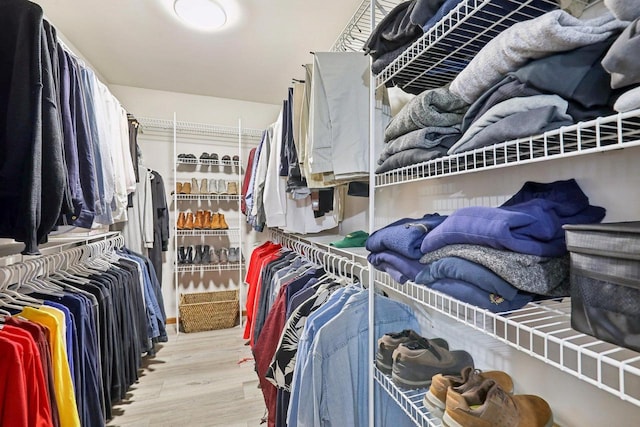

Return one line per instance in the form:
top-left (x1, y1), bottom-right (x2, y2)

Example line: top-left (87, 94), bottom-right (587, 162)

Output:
top-left (107, 325), bottom-right (266, 427)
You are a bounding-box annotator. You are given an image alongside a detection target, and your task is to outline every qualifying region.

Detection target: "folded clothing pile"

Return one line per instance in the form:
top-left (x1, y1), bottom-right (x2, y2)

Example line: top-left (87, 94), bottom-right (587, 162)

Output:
top-left (366, 213), bottom-right (447, 283)
top-left (377, 8), bottom-right (629, 174)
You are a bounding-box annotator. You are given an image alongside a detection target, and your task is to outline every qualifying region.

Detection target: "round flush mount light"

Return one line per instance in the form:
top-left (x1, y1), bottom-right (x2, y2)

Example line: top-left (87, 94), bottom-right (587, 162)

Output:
top-left (174, 0), bottom-right (227, 30)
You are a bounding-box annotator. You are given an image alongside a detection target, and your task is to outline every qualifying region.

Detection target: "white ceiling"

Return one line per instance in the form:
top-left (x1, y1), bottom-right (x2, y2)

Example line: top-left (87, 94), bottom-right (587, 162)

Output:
top-left (32, 0), bottom-right (364, 106)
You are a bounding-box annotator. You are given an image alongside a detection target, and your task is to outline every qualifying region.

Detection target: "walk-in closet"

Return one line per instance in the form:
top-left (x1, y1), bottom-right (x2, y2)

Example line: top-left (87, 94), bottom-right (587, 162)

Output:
top-left (1, 0), bottom-right (640, 426)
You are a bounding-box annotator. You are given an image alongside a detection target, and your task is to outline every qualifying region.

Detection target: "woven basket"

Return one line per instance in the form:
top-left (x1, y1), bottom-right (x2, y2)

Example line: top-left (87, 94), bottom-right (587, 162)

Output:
top-left (179, 290), bottom-right (239, 333)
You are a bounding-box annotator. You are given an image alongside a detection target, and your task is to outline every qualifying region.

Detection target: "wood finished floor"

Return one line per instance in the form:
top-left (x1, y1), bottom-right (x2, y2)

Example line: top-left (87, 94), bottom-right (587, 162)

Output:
top-left (107, 325), bottom-right (266, 427)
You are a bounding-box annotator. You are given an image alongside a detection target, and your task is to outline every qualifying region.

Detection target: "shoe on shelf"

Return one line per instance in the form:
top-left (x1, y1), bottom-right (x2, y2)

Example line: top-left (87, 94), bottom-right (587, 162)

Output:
top-left (206, 178), bottom-right (216, 194)
top-left (200, 178), bottom-right (208, 194)
top-left (227, 181), bottom-right (238, 195)
top-left (201, 210), bottom-right (212, 229)
top-left (177, 212), bottom-right (186, 230)
top-left (227, 247), bottom-right (239, 263)
top-left (218, 213), bottom-right (229, 230)
top-left (184, 212), bottom-right (195, 230)
top-left (217, 179), bottom-right (227, 194)
top-left (185, 246), bottom-right (194, 264)
top-left (209, 213), bottom-right (221, 230)
top-left (181, 182), bottom-right (191, 194)
top-left (210, 153), bottom-right (219, 161)
top-left (199, 152), bottom-right (210, 160)
top-left (391, 336), bottom-right (474, 389)
top-left (177, 246), bottom-right (187, 264)
top-left (211, 248), bottom-right (221, 264)
top-left (443, 379), bottom-right (553, 427)
top-left (173, 182), bottom-right (183, 195)
top-left (424, 366), bottom-right (513, 419)
top-left (193, 245), bottom-right (203, 264)
top-left (376, 330), bottom-right (449, 375)
top-left (201, 245), bottom-right (211, 264)
top-left (219, 247), bottom-right (229, 264)
top-left (191, 178), bottom-right (199, 195)
top-left (178, 153), bottom-right (187, 159)
top-left (221, 154), bottom-right (231, 163)
top-left (185, 154), bottom-right (196, 159)
top-left (194, 210), bottom-right (205, 230)
top-left (232, 155), bottom-right (239, 163)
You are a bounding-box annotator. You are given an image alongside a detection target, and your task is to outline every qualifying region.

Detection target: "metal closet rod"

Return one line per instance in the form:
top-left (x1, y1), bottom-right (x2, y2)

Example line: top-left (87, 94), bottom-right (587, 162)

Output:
top-left (270, 230), bottom-right (367, 284)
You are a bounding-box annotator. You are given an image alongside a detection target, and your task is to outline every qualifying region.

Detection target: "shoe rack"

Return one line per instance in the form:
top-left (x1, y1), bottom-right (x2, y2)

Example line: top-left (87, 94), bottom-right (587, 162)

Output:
top-left (171, 115), bottom-right (259, 334)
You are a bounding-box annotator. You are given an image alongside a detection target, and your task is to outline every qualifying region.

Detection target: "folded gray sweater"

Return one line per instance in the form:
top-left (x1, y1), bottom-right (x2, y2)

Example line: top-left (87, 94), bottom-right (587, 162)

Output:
top-left (602, 18), bottom-right (640, 89)
top-left (448, 95), bottom-right (571, 154)
top-left (384, 86), bottom-right (469, 142)
top-left (449, 10), bottom-right (628, 104)
top-left (614, 85), bottom-right (640, 112)
top-left (604, 0), bottom-right (640, 21)
top-left (419, 244), bottom-right (570, 296)
top-left (379, 125), bottom-right (461, 164)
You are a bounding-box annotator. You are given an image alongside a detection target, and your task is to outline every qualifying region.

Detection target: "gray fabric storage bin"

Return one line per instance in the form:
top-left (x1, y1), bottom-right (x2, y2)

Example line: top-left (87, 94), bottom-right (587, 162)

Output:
top-left (563, 222), bottom-right (640, 353)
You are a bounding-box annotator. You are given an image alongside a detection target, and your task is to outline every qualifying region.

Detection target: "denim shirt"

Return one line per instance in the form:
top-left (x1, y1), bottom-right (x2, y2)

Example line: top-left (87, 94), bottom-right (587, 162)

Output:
top-left (290, 290), bottom-right (420, 427)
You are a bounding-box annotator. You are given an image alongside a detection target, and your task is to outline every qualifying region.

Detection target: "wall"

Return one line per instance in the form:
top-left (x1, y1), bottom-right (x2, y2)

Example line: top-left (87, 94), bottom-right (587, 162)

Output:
top-left (110, 85), bottom-right (280, 129)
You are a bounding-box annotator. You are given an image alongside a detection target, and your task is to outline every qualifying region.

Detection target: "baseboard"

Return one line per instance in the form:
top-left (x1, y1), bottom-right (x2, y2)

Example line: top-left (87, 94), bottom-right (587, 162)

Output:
top-left (167, 317), bottom-right (177, 325)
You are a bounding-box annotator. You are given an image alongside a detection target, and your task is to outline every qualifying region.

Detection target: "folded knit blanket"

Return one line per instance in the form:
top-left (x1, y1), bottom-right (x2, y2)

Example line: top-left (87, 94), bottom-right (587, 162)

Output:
top-left (384, 86), bottom-right (469, 142)
top-left (419, 244), bottom-right (570, 296)
top-left (449, 10), bottom-right (628, 104)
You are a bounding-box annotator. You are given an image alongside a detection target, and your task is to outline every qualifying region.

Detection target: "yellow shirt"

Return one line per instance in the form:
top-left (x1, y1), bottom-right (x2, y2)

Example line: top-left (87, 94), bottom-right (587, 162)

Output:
top-left (20, 306), bottom-right (81, 427)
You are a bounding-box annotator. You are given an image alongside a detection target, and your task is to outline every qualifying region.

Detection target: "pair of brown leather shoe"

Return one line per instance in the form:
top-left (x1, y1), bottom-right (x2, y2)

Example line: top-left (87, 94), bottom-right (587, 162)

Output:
top-left (432, 367), bottom-right (553, 427)
top-left (176, 182), bottom-right (192, 195)
top-left (177, 211), bottom-right (228, 230)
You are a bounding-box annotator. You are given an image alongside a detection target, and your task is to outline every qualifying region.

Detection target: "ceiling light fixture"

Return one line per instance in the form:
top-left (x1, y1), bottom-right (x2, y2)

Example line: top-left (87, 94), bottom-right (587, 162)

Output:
top-left (174, 0), bottom-right (227, 30)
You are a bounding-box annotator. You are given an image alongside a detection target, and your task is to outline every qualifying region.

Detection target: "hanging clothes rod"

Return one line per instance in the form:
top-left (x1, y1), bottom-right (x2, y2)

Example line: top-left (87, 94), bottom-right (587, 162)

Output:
top-left (0, 233), bottom-right (125, 291)
top-left (270, 229), bottom-right (368, 284)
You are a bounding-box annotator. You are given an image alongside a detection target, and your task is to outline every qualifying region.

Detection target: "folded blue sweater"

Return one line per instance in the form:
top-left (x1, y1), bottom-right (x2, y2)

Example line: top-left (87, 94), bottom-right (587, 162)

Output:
top-left (415, 257), bottom-right (519, 301)
top-left (421, 179), bottom-right (605, 257)
top-left (368, 251), bottom-right (424, 284)
top-left (366, 213), bottom-right (447, 259)
top-left (428, 278), bottom-right (535, 313)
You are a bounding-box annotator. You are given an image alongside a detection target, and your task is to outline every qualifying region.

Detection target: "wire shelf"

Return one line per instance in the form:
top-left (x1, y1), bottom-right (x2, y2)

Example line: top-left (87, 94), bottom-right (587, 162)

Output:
top-left (176, 229), bottom-right (240, 237)
top-left (376, 110), bottom-right (640, 187)
top-left (331, 0), bottom-right (402, 52)
top-left (374, 367), bottom-right (441, 426)
top-left (137, 116), bottom-right (262, 138)
top-left (175, 194), bottom-right (241, 201)
top-left (375, 271), bottom-right (640, 408)
top-left (176, 157), bottom-right (240, 167)
top-left (174, 263), bottom-right (242, 273)
top-left (375, 0), bottom-right (560, 92)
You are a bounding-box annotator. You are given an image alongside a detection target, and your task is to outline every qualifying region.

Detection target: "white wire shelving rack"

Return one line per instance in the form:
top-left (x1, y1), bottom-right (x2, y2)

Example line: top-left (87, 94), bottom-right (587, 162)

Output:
top-left (175, 262), bottom-right (243, 273)
top-left (374, 369), bottom-right (441, 427)
top-left (331, 0), bottom-right (402, 52)
top-left (375, 271), bottom-right (640, 411)
top-left (175, 194), bottom-right (241, 201)
top-left (138, 114), bottom-right (262, 335)
top-left (376, 110), bottom-right (640, 187)
top-left (176, 157), bottom-right (241, 167)
top-left (374, 0), bottom-right (560, 93)
top-left (175, 229), bottom-right (240, 237)
top-left (138, 116), bottom-right (262, 139)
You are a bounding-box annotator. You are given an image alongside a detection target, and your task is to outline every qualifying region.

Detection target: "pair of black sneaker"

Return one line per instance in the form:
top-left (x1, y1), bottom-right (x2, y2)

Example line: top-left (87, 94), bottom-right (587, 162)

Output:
top-left (375, 329), bottom-right (474, 389)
